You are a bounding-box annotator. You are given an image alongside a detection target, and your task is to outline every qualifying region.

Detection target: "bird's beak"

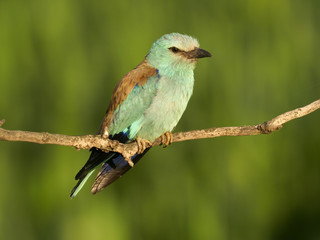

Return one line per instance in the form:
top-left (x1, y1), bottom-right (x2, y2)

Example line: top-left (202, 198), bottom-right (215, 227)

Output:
top-left (187, 48), bottom-right (212, 59)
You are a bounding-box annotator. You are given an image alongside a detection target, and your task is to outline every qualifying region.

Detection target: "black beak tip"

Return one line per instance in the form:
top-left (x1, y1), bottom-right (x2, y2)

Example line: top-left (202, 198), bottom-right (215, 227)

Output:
top-left (198, 48), bottom-right (212, 58)
top-left (186, 48), bottom-right (212, 59)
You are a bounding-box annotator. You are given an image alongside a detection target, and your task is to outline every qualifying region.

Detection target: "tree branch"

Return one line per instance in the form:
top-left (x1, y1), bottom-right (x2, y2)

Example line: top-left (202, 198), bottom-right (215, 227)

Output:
top-left (0, 99), bottom-right (319, 160)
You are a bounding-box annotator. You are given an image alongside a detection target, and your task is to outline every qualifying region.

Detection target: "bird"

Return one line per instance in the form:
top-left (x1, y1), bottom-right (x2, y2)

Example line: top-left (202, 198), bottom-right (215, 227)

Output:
top-left (70, 33), bottom-right (211, 198)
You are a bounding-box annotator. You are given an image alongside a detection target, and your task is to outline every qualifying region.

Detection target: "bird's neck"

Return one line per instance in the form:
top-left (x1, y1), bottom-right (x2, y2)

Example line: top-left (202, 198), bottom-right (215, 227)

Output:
top-left (154, 61), bottom-right (195, 80)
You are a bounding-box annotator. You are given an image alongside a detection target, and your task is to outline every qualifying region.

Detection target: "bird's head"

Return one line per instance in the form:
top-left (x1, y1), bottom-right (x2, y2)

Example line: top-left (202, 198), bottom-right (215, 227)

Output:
top-left (146, 33), bottom-right (211, 71)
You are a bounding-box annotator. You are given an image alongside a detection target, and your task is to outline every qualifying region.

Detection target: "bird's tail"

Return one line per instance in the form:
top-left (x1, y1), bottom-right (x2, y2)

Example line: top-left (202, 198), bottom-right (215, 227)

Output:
top-left (70, 169), bottom-right (95, 198)
top-left (70, 149), bottom-right (116, 198)
top-left (70, 148), bottom-right (150, 198)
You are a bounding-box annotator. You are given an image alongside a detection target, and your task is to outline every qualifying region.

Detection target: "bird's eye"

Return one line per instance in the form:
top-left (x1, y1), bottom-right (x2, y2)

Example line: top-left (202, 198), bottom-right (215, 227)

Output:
top-left (169, 47), bottom-right (180, 53)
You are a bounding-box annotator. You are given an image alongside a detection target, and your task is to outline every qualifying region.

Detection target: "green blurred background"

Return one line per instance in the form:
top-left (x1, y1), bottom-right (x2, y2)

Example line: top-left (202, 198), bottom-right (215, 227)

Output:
top-left (0, 0), bottom-right (320, 239)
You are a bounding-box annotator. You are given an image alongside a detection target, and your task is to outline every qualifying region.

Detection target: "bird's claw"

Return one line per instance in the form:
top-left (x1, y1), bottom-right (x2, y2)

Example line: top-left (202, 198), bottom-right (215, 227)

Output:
top-left (160, 131), bottom-right (173, 147)
top-left (125, 157), bottom-right (135, 167)
top-left (136, 138), bottom-right (152, 154)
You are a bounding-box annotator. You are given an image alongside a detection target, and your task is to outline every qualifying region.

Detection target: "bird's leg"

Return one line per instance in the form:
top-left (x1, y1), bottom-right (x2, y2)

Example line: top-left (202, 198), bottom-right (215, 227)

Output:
top-left (160, 131), bottom-right (173, 147)
top-left (135, 138), bottom-right (153, 154)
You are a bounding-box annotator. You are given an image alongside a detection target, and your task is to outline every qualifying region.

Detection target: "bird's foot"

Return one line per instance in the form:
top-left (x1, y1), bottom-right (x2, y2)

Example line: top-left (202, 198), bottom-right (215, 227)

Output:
top-left (136, 138), bottom-right (153, 154)
top-left (160, 131), bottom-right (173, 147)
top-left (124, 157), bottom-right (135, 168)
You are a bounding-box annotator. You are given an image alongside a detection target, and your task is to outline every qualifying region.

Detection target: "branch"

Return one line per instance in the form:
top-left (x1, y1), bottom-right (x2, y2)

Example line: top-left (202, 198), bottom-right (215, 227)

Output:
top-left (0, 99), bottom-right (319, 160)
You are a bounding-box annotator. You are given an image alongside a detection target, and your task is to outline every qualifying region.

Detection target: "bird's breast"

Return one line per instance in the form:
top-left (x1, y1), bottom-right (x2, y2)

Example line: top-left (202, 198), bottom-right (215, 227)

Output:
top-left (136, 74), bottom-right (194, 141)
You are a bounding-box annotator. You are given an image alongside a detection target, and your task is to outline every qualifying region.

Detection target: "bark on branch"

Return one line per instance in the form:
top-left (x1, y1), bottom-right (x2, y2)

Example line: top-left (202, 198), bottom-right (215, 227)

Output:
top-left (0, 99), bottom-right (319, 160)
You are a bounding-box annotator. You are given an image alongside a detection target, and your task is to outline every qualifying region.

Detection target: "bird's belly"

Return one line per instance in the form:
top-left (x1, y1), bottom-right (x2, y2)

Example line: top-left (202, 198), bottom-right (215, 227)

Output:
top-left (136, 80), bottom-right (193, 141)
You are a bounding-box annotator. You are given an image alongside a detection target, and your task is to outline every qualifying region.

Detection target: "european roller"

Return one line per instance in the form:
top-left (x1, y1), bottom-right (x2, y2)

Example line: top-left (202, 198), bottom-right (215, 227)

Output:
top-left (71, 33), bottom-right (211, 198)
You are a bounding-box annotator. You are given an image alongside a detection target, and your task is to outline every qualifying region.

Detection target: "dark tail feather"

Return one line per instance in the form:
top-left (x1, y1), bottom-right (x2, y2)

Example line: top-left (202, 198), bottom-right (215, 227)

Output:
top-left (70, 169), bottom-right (95, 198)
top-left (91, 148), bottom-right (150, 194)
top-left (71, 148), bottom-right (115, 198)
top-left (75, 148), bottom-right (114, 180)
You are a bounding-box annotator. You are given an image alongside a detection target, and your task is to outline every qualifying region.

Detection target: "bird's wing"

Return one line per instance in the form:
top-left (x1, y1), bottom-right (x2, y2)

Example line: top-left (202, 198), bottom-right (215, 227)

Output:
top-left (99, 59), bottom-right (159, 137)
top-left (74, 60), bottom-right (159, 180)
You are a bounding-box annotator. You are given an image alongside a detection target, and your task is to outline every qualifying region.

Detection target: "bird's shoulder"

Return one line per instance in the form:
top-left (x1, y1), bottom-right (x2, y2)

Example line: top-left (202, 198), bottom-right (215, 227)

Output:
top-left (99, 59), bottom-right (158, 136)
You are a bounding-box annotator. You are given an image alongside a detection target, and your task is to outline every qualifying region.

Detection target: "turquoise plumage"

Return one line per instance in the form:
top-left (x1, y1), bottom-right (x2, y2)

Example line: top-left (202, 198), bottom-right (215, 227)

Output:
top-left (71, 33), bottom-right (211, 198)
